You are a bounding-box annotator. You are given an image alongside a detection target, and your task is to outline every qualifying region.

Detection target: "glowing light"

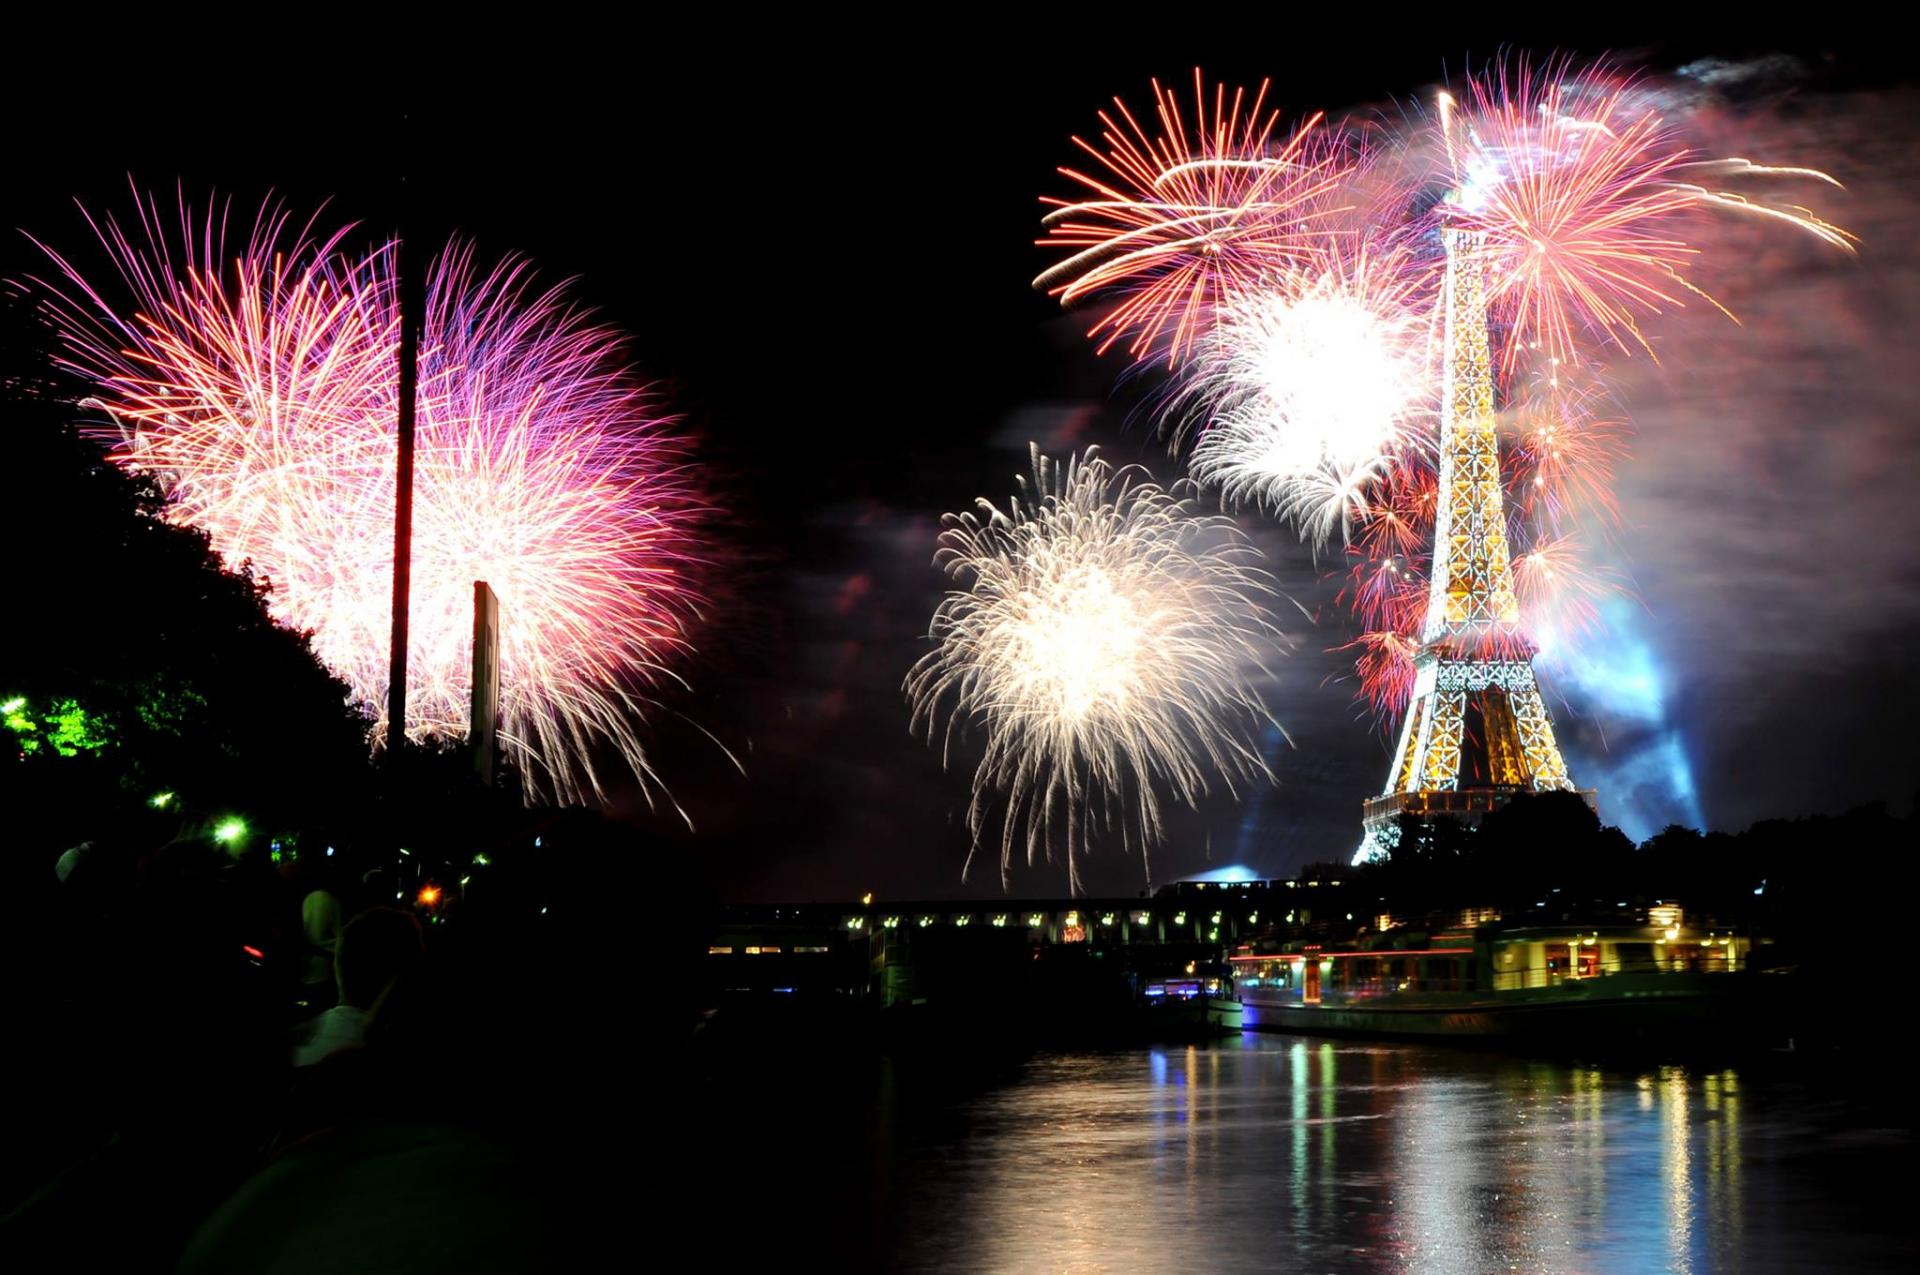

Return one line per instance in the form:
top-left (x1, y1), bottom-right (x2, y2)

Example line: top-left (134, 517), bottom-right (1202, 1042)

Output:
top-left (213, 817), bottom-right (247, 845)
top-left (417, 885), bottom-right (441, 907)
top-left (149, 791), bottom-right (176, 809)
top-left (30, 193), bottom-right (712, 808)
top-left (907, 446), bottom-right (1281, 892)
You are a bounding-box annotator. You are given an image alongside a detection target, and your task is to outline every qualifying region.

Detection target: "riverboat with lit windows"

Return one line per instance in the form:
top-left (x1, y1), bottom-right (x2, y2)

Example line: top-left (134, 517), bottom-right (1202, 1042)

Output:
top-left (1231, 915), bottom-right (1758, 1042)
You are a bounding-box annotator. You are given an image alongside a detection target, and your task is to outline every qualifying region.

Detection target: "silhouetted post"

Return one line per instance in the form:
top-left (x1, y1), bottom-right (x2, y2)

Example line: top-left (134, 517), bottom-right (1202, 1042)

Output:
top-left (471, 580), bottom-right (500, 784)
top-left (386, 223), bottom-right (422, 759)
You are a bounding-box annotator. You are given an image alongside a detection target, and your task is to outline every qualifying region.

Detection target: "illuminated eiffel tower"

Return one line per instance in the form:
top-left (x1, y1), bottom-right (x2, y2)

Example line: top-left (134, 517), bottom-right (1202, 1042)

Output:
top-left (1359, 226), bottom-right (1594, 859)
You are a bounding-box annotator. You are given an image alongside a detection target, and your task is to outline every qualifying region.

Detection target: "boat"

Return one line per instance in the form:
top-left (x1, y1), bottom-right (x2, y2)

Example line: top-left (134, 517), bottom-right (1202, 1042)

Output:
top-left (1231, 921), bottom-right (1760, 1045)
top-left (1139, 962), bottom-right (1244, 1035)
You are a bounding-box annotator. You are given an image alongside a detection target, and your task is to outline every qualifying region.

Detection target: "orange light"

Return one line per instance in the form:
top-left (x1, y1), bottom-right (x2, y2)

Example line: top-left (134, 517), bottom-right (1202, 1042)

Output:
top-left (418, 885), bottom-right (441, 907)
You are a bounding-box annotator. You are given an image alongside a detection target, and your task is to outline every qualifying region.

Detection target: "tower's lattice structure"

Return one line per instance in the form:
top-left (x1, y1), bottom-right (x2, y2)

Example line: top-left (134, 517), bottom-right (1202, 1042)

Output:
top-left (1361, 228), bottom-right (1592, 854)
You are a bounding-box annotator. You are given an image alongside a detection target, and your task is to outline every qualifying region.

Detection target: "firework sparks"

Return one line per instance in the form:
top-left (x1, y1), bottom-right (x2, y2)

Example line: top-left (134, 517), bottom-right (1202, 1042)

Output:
top-left (1503, 368), bottom-right (1629, 526)
top-left (1037, 60), bottom-right (1854, 726)
top-left (1511, 531), bottom-right (1617, 659)
top-left (905, 446), bottom-right (1281, 892)
top-left (30, 190), bottom-right (709, 809)
top-left (1440, 58), bottom-right (1857, 368)
top-left (1174, 236), bottom-right (1436, 543)
top-left (1035, 71), bottom-right (1346, 365)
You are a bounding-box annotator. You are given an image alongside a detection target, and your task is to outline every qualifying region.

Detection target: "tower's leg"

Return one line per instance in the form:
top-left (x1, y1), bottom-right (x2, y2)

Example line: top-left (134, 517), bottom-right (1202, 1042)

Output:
top-left (1507, 678), bottom-right (1572, 790)
top-left (1418, 690), bottom-right (1466, 791)
top-left (1388, 698), bottom-right (1426, 793)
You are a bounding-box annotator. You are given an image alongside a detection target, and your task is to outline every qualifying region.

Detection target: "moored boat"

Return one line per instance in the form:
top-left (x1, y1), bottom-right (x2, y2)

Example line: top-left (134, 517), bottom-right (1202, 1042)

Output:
top-left (1232, 921), bottom-right (1760, 1045)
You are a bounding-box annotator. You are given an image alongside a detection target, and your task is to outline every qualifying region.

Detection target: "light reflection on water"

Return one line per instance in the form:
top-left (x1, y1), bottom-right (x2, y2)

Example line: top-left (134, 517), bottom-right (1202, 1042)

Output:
top-left (882, 1036), bottom-right (1907, 1273)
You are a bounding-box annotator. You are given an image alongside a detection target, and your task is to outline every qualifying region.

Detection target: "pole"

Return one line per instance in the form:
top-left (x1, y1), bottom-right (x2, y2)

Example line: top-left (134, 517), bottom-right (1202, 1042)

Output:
top-left (386, 150), bottom-right (421, 761)
top-left (471, 580), bottom-right (501, 784)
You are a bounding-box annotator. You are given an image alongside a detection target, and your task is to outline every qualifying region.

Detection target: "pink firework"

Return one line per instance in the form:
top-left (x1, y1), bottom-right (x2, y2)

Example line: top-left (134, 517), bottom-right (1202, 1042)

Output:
top-left (1503, 368), bottom-right (1628, 527)
top-left (1510, 531), bottom-right (1615, 661)
top-left (1439, 57), bottom-right (1855, 369)
top-left (1340, 628), bottom-right (1422, 719)
top-left (1036, 71), bottom-right (1349, 365)
top-left (28, 189), bottom-right (709, 809)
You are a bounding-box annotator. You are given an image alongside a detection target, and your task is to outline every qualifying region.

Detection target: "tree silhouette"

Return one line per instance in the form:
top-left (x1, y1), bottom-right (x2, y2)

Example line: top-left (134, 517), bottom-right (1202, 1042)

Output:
top-left (1, 294), bottom-right (374, 859)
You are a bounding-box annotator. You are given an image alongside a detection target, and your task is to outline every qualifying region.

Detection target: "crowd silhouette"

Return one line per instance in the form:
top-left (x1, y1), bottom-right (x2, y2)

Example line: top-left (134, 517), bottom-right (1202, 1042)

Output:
top-left (0, 814), bottom-right (674, 1272)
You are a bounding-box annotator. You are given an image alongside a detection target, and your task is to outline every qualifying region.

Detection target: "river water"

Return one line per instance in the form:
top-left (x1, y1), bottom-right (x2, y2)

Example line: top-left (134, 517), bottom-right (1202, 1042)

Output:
top-left (698, 1033), bottom-right (1912, 1271)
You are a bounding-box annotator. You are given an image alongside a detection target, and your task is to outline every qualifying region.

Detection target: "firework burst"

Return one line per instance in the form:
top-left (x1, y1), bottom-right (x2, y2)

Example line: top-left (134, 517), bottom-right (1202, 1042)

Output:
top-left (29, 190), bottom-right (709, 809)
top-left (1174, 234), bottom-right (1437, 543)
top-left (1503, 367), bottom-right (1628, 526)
top-left (1439, 58), bottom-right (1856, 368)
top-left (906, 446), bottom-right (1280, 892)
top-left (1035, 72), bottom-right (1347, 365)
top-left (1511, 531), bottom-right (1617, 662)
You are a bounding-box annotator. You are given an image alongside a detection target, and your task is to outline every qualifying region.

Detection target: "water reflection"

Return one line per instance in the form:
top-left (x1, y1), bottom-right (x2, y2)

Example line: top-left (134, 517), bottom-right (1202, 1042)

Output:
top-left (891, 1037), bottom-right (1905, 1273)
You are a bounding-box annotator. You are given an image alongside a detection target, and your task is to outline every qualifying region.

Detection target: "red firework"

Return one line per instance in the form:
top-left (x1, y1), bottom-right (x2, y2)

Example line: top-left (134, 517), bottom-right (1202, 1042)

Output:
top-left (1035, 71), bottom-right (1349, 365)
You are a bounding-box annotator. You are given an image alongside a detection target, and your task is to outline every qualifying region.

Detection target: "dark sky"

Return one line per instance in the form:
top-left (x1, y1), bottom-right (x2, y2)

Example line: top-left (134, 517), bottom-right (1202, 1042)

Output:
top-left (5, 24), bottom-right (1915, 900)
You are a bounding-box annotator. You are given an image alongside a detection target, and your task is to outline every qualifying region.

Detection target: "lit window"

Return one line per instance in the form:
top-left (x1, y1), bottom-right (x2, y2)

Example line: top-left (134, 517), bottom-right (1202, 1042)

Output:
top-left (708, 946), bottom-right (733, 955)
top-left (744, 946), bottom-right (782, 955)
top-left (794, 945), bottom-right (829, 953)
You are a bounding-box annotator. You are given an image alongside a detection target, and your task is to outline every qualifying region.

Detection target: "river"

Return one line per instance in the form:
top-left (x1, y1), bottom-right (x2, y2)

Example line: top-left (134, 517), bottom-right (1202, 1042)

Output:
top-left (690, 1033), bottom-right (1912, 1271)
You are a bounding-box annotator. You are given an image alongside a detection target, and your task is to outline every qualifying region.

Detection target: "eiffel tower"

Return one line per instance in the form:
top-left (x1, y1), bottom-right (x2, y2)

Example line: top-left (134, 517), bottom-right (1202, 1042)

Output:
top-left (1359, 226), bottom-right (1595, 858)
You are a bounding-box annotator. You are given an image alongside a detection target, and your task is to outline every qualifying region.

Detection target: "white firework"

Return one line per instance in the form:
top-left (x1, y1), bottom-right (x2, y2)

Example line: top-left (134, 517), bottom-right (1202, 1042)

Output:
top-left (906, 446), bottom-right (1282, 892)
top-left (1178, 243), bottom-right (1434, 545)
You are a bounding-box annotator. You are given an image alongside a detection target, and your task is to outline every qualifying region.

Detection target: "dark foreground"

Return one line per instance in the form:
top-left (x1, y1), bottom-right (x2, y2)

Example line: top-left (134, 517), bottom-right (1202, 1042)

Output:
top-left (680, 1030), bottom-right (1914, 1272)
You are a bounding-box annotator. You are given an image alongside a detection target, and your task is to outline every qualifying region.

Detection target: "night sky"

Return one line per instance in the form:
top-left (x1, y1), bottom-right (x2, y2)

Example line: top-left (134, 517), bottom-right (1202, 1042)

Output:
top-left (6, 25), bottom-right (1915, 900)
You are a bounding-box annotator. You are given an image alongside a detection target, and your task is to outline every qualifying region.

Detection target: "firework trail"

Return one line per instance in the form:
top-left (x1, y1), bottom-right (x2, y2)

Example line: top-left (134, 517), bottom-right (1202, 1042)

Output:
top-left (28, 189), bottom-right (709, 809)
top-left (1034, 71), bottom-right (1348, 365)
top-left (906, 446), bottom-right (1281, 892)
